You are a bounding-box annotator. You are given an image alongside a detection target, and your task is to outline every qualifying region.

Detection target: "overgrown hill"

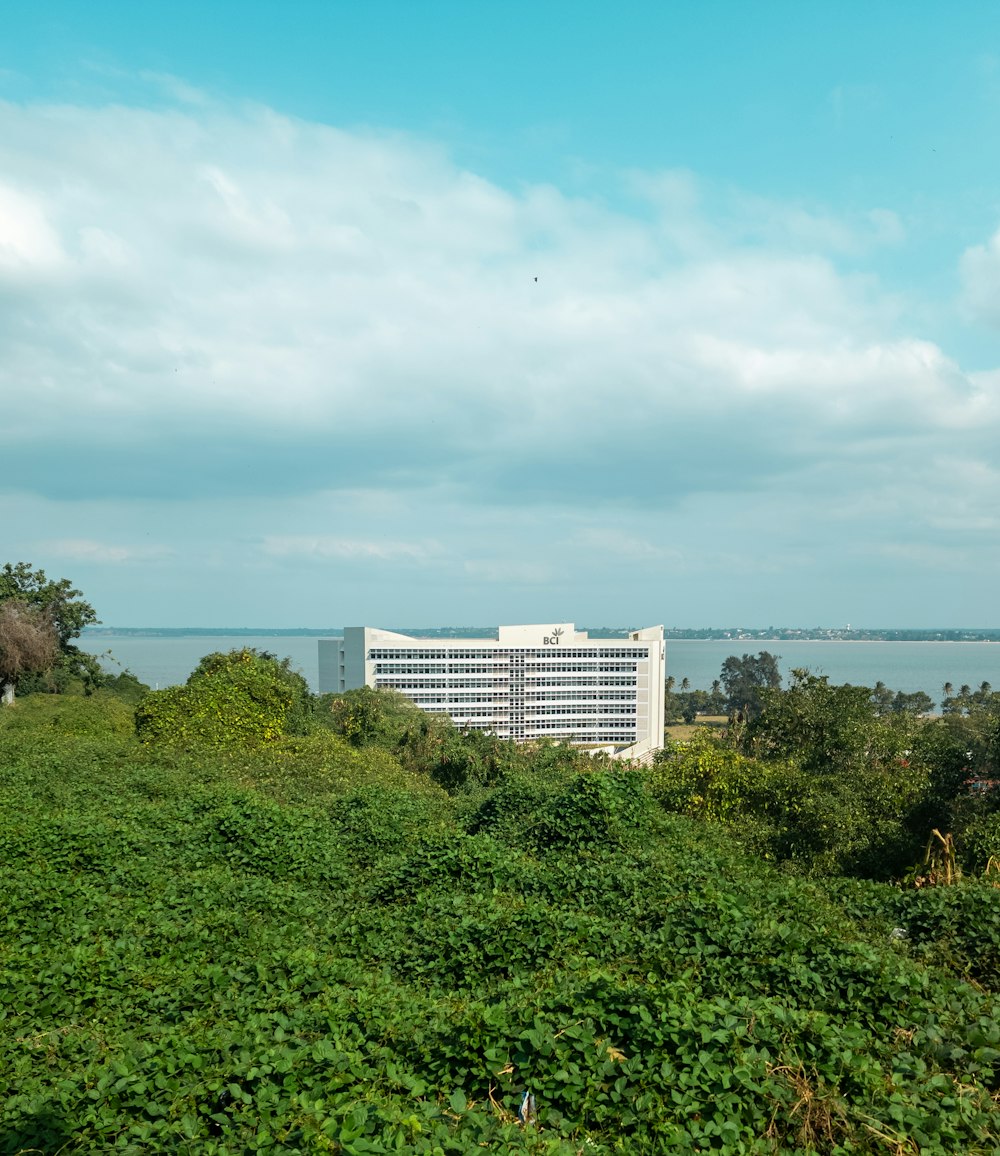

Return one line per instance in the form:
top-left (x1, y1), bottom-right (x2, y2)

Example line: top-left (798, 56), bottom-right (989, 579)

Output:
top-left (2, 695), bottom-right (1000, 1153)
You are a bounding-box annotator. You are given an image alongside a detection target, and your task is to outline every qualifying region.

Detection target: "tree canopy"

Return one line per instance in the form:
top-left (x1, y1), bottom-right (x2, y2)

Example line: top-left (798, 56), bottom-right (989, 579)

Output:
top-left (0, 602), bottom-right (59, 704)
top-left (0, 563), bottom-right (100, 700)
top-left (135, 648), bottom-right (313, 748)
top-left (720, 650), bottom-right (782, 719)
top-left (0, 562), bottom-right (99, 646)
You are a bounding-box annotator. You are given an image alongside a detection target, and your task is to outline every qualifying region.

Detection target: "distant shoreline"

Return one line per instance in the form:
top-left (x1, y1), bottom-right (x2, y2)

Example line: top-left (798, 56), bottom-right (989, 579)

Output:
top-left (83, 627), bottom-right (345, 638)
top-left (83, 627), bottom-right (1000, 643)
top-left (665, 637), bottom-right (1000, 645)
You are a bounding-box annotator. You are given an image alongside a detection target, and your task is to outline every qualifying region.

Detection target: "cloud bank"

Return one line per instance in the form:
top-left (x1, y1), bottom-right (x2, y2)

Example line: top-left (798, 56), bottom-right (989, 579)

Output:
top-left (2, 92), bottom-right (999, 624)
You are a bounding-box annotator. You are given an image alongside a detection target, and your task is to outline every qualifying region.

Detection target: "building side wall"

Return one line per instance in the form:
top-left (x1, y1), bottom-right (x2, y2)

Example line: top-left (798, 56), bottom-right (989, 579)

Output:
top-left (317, 638), bottom-right (345, 694)
top-left (342, 627), bottom-right (370, 692)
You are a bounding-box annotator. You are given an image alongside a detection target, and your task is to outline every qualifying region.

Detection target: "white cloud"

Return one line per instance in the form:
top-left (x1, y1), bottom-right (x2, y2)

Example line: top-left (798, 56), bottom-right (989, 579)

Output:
top-left (463, 559), bottom-right (554, 584)
top-left (1, 89), bottom-right (999, 625)
top-left (137, 71), bottom-right (211, 107)
top-left (36, 538), bottom-right (173, 563)
top-left (960, 225), bottom-right (1000, 325)
top-left (261, 536), bottom-right (439, 562)
top-left (0, 181), bottom-right (64, 268)
top-left (0, 95), bottom-right (974, 469)
top-left (572, 528), bottom-right (670, 561)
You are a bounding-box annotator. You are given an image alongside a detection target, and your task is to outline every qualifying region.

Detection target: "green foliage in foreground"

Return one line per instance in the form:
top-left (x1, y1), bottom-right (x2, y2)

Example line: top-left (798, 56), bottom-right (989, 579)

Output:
top-left (650, 728), bottom-right (933, 879)
top-left (653, 671), bottom-right (1000, 882)
top-left (2, 697), bottom-right (1000, 1153)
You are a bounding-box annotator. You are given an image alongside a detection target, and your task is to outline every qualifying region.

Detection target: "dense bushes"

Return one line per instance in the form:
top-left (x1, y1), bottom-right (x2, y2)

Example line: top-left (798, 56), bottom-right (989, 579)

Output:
top-left (650, 729), bottom-right (930, 878)
top-left (650, 671), bottom-right (1000, 882)
top-left (3, 695), bottom-right (1000, 1152)
top-left (135, 648), bottom-right (311, 748)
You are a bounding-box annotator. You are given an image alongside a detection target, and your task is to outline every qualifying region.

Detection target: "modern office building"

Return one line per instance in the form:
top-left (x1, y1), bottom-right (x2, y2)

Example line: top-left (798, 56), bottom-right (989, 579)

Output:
top-left (318, 623), bottom-right (665, 759)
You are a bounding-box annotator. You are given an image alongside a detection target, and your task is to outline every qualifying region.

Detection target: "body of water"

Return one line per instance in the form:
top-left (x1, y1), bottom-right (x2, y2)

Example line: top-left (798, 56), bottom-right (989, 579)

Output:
top-left (664, 639), bottom-right (1000, 702)
top-left (79, 632), bottom-right (1000, 704)
top-left (80, 634), bottom-right (335, 693)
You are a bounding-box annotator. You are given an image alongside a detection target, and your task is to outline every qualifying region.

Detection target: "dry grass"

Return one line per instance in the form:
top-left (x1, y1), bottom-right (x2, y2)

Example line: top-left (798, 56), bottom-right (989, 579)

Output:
top-left (765, 1064), bottom-right (849, 1151)
top-left (665, 716), bottom-right (728, 742)
top-left (765, 1064), bottom-right (923, 1155)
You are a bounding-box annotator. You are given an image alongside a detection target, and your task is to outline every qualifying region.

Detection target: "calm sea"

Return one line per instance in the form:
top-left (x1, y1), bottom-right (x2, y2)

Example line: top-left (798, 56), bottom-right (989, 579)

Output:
top-left (79, 633), bottom-right (1000, 704)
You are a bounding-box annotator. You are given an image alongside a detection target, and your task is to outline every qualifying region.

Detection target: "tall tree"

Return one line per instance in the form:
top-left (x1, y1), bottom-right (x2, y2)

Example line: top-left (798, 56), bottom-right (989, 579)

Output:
top-left (708, 678), bottom-right (726, 715)
top-left (871, 681), bottom-right (894, 715)
top-left (0, 563), bottom-right (100, 695)
top-left (0, 602), bottom-right (59, 704)
top-left (891, 690), bottom-right (935, 715)
top-left (745, 670), bottom-right (917, 779)
top-left (720, 651), bottom-right (782, 720)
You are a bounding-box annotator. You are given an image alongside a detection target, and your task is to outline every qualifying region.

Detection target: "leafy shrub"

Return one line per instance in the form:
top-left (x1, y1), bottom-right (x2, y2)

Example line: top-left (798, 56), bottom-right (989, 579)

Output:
top-left (211, 794), bottom-right (346, 882)
top-left (467, 769), bottom-right (648, 853)
top-left (0, 689), bottom-right (136, 739)
top-left (224, 729), bottom-right (444, 807)
top-left (370, 829), bottom-right (522, 904)
top-left (949, 784), bottom-right (1000, 874)
top-left (99, 668), bottom-right (151, 704)
top-left (464, 768), bottom-right (569, 845)
top-left (321, 684), bottom-right (428, 747)
top-left (650, 729), bottom-right (929, 878)
top-left (648, 728), bottom-right (768, 822)
top-left (535, 770), bottom-right (649, 851)
top-left (958, 812), bottom-right (1000, 874)
top-left (135, 649), bottom-right (302, 748)
top-left (891, 882), bottom-right (1000, 988)
top-left (190, 649), bottom-right (314, 735)
top-left (327, 785), bottom-right (447, 865)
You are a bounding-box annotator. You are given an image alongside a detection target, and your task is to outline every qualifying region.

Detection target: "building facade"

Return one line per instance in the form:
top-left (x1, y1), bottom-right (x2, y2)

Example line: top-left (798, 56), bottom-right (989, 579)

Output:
top-left (318, 623), bottom-right (665, 759)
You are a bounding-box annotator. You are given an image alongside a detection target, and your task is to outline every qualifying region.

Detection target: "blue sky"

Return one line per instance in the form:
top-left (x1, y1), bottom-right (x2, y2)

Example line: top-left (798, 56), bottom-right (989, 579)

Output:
top-left (2, 2), bottom-right (999, 627)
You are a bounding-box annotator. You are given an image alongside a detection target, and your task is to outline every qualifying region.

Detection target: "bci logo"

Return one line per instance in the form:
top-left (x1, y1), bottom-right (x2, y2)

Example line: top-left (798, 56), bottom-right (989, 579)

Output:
top-left (542, 627), bottom-right (564, 646)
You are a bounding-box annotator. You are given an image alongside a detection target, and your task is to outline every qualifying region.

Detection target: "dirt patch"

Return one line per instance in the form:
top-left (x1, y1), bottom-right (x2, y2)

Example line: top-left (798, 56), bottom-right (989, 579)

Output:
top-left (665, 715), bottom-right (728, 742)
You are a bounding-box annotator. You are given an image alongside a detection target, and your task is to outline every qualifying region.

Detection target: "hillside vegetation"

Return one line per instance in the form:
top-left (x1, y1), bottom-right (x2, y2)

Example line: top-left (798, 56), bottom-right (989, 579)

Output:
top-left (2, 657), bottom-right (1000, 1153)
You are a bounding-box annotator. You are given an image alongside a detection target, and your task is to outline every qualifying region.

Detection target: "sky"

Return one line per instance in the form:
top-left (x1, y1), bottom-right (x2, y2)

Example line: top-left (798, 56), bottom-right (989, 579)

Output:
top-left (2, 1), bottom-right (1000, 628)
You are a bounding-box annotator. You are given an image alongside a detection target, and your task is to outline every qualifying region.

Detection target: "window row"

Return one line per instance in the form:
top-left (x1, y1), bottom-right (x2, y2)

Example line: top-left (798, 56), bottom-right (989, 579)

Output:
top-left (375, 673), bottom-right (641, 686)
top-left (524, 663), bottom-right (639, 673)
top-left (527, 677), bottom-right (637, 687)
top-left (524, 691), bottom-right (638, 701)
top-left (529, 704), bottom-right (640, 712)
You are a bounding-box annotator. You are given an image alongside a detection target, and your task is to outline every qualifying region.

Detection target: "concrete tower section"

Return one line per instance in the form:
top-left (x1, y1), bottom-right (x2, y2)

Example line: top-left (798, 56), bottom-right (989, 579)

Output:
top-left (318, 623), bottom-right (665, 760)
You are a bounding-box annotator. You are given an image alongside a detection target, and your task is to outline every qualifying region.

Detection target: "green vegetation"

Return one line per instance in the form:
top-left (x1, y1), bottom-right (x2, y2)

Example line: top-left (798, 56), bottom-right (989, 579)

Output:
top-left (720, 652), bottom-right (783, 720)
top-left (0, 681), bottom-right (998, 1152)
top-left (136, 649), bottom-right (314, 749)
top-left (0, 562), bottom-right (101, 700)
top-left (3, 572), bottom-right (1000, 1153)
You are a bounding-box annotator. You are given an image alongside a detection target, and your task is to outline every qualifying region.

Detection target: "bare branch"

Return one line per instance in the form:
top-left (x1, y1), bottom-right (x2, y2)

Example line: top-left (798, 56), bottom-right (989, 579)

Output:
top-left (0, 601), bottom-right (60, 698)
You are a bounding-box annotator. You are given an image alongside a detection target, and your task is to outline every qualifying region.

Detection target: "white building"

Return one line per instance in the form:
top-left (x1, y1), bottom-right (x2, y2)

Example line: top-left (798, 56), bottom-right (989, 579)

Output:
top-left (319, 623), bottom-right (665, 760)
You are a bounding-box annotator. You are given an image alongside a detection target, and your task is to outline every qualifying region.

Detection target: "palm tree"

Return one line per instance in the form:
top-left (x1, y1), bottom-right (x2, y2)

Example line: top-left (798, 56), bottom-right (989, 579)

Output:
top-left (872, 680), bottom-right (893, 714)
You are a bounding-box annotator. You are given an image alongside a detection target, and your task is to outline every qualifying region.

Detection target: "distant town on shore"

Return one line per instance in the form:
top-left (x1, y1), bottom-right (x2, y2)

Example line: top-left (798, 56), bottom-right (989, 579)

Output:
top-left (82, 625), bottom-right (1000, 643)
